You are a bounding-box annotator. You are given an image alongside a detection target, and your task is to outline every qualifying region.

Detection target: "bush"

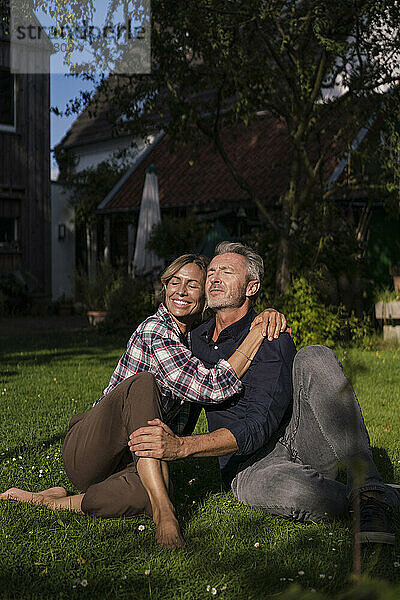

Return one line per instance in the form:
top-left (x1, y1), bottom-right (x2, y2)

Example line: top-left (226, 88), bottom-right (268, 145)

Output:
top-left (105, 276), bottom-right (156, 329)
top-left (257, 277), bottom-right (373, 349)
top-left (75, 260), bottom-right (121, 311)
top-left (0, 269), bottom-right (37, 315)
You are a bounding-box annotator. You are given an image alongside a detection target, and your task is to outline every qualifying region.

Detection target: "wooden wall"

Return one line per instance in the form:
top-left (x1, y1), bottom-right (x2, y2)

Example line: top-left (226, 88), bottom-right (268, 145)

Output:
top-left (0, 41), bottom-right (51, 299)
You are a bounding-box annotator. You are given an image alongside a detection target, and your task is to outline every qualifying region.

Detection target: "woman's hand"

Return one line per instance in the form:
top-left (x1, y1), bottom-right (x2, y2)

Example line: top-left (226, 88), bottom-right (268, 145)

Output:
top-left (250, 308), bottom-right (288, 341)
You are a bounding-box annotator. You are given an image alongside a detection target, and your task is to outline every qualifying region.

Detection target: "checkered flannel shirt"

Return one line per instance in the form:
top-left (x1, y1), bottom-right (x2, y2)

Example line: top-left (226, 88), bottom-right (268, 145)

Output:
top-left (95, 304), bottom-right (243, 434)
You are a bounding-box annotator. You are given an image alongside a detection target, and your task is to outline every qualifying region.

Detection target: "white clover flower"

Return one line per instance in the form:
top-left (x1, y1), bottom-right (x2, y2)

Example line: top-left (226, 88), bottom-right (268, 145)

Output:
top-left (211, 588), bottom-right (217, 595)
top-left (394, 562), bottom-right (400, 568)
top-left (144, 570), bottom-right (150, 576)
top-left (121, 575), bottom-right (127, 580)
top-left (206, 585), bottom-right (211, 591)
top-left (138, 525), bottom-right (145, 531)
top-left (80, 579), bottom-right (88, 587)
top-left (298, 570), bottom-right (305, 576)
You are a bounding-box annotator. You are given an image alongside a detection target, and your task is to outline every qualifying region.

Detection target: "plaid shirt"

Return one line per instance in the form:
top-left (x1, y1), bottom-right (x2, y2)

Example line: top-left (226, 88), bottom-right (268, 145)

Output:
top-left (96, 304), bottom-right (242, 434)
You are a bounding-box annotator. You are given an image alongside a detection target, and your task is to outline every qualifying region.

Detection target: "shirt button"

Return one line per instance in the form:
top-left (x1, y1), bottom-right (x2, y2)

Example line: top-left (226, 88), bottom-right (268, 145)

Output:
top-left (214, 345), bottom-right (218, 349)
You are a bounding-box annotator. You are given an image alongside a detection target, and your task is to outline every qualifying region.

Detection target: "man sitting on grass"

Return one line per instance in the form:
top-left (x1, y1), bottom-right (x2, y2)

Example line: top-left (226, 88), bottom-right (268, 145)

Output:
top-left (130, 241), bottom-right (400, 545)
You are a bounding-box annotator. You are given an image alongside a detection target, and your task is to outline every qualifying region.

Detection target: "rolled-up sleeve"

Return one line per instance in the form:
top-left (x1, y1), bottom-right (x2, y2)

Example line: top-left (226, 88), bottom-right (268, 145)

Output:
top-left (148, 333), bottom-right (243, 404)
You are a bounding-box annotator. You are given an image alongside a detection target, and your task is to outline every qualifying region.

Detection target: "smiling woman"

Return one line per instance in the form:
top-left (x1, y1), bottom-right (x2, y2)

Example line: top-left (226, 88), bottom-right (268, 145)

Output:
top-left (162, 255), bottom-right (208, 333)
top-left (0, 251), bottom-right (287, 550)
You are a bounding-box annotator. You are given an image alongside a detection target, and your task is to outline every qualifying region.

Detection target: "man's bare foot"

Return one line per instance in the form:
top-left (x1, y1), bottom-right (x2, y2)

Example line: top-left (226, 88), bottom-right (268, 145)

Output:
top-left (153, 511), bottom-right (185, 549)
top-left (0, 486), bottom-right (67, 505)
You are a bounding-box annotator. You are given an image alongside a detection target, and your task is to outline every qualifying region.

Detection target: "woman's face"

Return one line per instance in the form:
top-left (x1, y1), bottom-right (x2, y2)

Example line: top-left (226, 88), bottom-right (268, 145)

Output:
top-left (165, 263), bottom-right (206, 325)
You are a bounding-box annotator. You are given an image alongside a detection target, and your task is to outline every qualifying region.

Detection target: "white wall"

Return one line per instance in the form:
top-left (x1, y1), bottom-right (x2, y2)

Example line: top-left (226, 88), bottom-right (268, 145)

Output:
top-left (51, 182), bottom-right (75, 301)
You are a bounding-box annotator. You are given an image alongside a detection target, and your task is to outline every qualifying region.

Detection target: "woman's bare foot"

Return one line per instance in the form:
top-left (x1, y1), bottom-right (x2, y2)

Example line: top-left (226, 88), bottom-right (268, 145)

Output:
top-left (153, 510), bottom-right (184, 549)
top-left (0, 487), bottom-right (83, 513)
top-left (0, 486), bottom-right (67, 505)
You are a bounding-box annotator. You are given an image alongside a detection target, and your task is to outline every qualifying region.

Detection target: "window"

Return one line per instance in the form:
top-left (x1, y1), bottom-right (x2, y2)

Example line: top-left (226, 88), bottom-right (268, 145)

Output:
top-left (0, 216), bottom-right (19, 249)
top-left (0, 68), bottom-right (16, 131)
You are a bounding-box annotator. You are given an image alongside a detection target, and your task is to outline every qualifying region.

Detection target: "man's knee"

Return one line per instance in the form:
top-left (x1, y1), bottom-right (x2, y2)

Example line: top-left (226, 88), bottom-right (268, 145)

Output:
top-left (234, 462), bottom-right (346, 522)
top-left (294, 345), bottom-right (339, 376)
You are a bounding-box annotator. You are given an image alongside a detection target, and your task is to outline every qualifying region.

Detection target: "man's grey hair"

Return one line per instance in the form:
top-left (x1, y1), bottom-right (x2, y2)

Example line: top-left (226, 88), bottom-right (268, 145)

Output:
top-left (214, 241), bottom-right (264, 286)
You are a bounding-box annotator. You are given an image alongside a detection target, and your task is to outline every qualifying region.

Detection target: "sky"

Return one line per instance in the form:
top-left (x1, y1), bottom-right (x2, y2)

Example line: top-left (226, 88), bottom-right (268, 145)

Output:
top-left (50, 74), bottom-right (95, 179)
top-left (35, 1), bottom-right (147, 179)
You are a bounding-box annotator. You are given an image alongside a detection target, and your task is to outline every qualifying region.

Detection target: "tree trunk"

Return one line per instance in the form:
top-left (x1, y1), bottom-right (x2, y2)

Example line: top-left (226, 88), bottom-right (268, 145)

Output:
top-left (103, 216), bottom-right (111, 263)
top-left (275, 231), bottom-right (291, 295)
top-left (86, 223), bottom-right (97, 282)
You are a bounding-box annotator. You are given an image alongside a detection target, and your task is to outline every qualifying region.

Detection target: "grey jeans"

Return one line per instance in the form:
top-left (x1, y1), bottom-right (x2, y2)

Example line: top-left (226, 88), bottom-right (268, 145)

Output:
top-left (232, 345), bottom-right (398, 522)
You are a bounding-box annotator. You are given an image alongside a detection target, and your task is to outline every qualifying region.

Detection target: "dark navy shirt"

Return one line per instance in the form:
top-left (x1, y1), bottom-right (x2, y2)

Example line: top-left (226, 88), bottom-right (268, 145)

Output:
top-left (191, 309), bottom-right (296, 487)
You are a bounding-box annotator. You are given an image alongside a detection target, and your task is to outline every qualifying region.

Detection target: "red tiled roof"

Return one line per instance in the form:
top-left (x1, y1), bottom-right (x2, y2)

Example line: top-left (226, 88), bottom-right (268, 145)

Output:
top-left (99, 115), bottom-right (346, 212)
top-left (99, 113), bottom-right (345, 213)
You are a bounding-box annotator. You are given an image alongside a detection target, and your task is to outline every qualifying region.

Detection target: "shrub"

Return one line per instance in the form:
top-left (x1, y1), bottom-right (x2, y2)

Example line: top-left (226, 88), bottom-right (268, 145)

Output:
top-left (75, 260), bottom-right (121, 311)
top-left (0, 269), bottom-right (37, 315)
top-left (257, 277), bottom-right (373, 349)
top-left (105, 276), bottom-right (156, 329)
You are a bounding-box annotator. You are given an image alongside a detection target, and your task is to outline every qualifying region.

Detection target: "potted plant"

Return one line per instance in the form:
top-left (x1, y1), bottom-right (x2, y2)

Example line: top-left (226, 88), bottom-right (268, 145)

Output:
top-left (75, 260), bottom-right (120, 325)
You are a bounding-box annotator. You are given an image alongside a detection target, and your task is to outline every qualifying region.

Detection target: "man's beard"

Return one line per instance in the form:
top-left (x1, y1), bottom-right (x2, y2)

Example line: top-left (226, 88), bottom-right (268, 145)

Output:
top-left (206, 283), bottom-right (248, 310)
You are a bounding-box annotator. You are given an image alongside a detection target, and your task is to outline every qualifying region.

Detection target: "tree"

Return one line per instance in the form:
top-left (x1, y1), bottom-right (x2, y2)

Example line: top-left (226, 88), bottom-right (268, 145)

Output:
top-left (109, 1), bottom-right (400, 292)
top-left (44, 0), bottom-right (400, 292)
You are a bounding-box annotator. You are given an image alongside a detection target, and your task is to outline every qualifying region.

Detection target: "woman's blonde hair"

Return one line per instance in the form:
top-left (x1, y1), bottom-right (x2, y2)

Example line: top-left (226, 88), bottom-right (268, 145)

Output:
top-left (159, 254), bottom-right (210, 301)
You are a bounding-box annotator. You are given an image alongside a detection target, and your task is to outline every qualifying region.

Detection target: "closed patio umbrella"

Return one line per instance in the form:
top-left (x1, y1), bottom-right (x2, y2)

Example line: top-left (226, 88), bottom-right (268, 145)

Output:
top-left (132, 164), bottom-right (163, 275)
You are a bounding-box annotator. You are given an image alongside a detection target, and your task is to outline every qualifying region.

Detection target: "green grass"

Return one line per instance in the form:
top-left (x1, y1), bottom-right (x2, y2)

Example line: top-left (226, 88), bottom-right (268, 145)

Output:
top-left (0, 329), bottom-right (399, 599)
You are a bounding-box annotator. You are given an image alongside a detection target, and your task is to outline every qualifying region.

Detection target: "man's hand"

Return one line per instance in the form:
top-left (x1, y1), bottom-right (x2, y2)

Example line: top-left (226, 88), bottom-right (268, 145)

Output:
top-left (128, 419), bottom-right (182, 461)
top-left (250, 308), bottom-right (288, 341)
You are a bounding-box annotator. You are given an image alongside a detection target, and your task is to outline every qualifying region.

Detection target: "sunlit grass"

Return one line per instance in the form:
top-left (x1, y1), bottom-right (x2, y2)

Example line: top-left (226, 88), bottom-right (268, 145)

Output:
top-left (0, 330), bottom-right (399, 599)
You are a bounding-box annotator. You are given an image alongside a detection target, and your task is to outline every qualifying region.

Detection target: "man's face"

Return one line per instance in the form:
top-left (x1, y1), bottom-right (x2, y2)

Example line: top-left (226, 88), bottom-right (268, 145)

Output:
top-left (165, 263), bottom-right (205, 324)
top-left (206, 253), bottom-right (250, 310)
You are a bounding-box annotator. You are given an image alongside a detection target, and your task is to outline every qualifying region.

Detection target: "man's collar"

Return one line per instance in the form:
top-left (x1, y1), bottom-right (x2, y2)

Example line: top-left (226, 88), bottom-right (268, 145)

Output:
top-left (201, 308), bottom-right (256, 343)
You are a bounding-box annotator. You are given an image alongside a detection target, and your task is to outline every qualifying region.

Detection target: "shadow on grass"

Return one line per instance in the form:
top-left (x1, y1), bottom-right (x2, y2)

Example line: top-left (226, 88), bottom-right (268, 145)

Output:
top-left (0, 504), bottom-right (397, 600)
top-left (0, 329), bottom-right (128, 362)
top-left (0, 433), bottom-right (65, 462)
top-left (371, 447), bottom-right (395, 483)
top-left (338, 352), bottom-right (368, 388)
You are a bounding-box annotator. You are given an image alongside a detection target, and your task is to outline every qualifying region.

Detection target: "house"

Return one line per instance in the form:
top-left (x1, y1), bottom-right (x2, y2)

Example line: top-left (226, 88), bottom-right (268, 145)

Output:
top-left (0, 13), bottom-right (52, 304)
top-left (56, 75), bottom-right (400, 298)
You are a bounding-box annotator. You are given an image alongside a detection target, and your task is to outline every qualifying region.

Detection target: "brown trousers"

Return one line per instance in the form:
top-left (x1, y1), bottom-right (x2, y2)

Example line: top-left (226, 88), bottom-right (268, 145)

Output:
top-left (62, 372), bottom-right (163, 518)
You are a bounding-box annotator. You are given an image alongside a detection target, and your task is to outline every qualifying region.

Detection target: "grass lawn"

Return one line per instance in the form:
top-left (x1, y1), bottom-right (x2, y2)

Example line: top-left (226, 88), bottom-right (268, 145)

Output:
top-left (0, 328), bottom-right (399, 599)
